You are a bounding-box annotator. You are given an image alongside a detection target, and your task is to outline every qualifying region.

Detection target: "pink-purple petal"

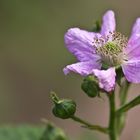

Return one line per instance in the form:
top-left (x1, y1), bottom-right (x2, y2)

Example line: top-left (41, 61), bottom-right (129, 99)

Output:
top-left (64, 28), bottom-right (100, 62)
top-left (125, 18), bottom-right (140, 60)
top-left (101, 10), bottom-right (116, 37)
top-left (125, 36), bottom-right (140, 60)
top-left (92, 67), bottom-right (116, 92)
top-left (63, 61), bottom-right (101, 76)
top-left (122, 60), bottom-right (140, 83)
top-left (129, 18), bottom-right (140, 40)
top-left (70, 50), bottom-right (101, 62)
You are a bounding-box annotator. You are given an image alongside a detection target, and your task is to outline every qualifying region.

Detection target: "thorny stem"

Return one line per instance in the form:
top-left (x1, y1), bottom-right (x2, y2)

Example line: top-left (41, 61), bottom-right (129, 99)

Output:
top-left (71, 115), bottom-right (108, 134)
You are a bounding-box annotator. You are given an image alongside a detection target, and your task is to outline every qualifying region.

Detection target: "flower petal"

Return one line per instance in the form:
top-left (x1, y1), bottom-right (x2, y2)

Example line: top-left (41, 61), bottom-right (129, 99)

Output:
top-left (122, 60), bottom-right (140, 83)
top-left (63, 61), bottom-right (101, 76)
top-left (64, 28), bottom-right (100, 62)
top-left (101, 10), bottom-right (116, 37)
top-left (125, 36), bottom-right (140, 60)
top-left (125, 18), bottom-right (140, 60)
top-left (129, 18), bottom-right (140, 40)
top-left (92, 67), bottom-right (116, 92)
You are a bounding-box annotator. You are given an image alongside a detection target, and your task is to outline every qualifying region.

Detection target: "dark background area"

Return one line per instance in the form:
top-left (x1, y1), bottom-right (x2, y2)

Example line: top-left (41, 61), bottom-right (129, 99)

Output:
top-left (0, 0), bottom-right (140, 140)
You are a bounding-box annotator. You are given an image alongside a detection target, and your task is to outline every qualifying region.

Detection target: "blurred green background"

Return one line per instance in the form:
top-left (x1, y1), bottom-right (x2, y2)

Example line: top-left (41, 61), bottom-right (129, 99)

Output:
top-left (1, 0), bottom-right (140, 140)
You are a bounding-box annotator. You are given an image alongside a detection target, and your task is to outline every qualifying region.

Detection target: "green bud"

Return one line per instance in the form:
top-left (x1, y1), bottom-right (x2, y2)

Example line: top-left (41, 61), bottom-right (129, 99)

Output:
top-left (81, 76), bottom-right (99, 98)
top-left (51, 92), bottom-right (76, 119)
top-left (40, 122), bottom-right (67, 140)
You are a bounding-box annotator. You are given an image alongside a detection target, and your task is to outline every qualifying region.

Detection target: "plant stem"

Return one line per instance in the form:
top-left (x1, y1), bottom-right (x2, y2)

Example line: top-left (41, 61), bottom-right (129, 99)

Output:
top-left (117, 80), bottom-right (130, 134)
top-left (108, 92), bottom-right (118, 140)
top-left (119, 81), bottom-right (130, 105)
top-left (116, 95), bottom-right (140, 115)
top-left (71, 115), bottom-right (108, 134)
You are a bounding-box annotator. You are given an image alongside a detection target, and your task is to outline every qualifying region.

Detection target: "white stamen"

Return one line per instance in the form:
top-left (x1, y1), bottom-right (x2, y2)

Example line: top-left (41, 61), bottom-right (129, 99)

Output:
top-left (93, 31), bottom-right (128, 67)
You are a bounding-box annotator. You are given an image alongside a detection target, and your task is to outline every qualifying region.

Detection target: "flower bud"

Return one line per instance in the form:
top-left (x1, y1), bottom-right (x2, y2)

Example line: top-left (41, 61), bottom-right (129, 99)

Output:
top-left (81, 76), bottom-right (99, 98)
top-left (51, 92), bottom-right (76, 119)
top-left (41, 122), bottom-right (67, 140)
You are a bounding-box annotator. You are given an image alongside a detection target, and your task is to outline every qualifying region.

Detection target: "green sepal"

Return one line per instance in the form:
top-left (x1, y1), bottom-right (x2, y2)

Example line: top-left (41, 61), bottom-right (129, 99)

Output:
top-left (116, 67), bottom-right (124, 86)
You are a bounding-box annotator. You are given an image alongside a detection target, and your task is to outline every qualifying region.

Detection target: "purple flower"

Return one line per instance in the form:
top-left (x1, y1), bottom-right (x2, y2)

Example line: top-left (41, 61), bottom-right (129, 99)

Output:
top-left (63, 10), bottom-right (140, 92)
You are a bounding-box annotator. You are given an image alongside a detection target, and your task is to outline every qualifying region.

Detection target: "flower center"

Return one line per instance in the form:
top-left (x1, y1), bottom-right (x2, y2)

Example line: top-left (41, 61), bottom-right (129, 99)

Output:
top-left (93, 31), bottom-right (128, 68)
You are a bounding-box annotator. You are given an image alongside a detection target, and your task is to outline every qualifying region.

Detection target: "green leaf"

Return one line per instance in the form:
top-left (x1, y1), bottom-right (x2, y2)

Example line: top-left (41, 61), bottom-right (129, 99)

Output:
top-left (40, 122), bottom-right (68, 140)
top-left (0, 123), bottom-right (68, 140)
top-left (0, 125), bottom-right (43, 140)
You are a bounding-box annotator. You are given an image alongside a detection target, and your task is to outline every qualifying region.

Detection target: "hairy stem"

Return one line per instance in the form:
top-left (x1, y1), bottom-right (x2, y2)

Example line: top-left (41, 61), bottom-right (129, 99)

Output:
top-left (116, 95), bottom-right (140, 115)
top-left (71, 115), bottom-right (108, 134)
top-left (119, 81), bottom-right (130, 105)
top-left (117, 81), bottom-right (130, 134)
top-left (108, 92), bottom-right (118, 140)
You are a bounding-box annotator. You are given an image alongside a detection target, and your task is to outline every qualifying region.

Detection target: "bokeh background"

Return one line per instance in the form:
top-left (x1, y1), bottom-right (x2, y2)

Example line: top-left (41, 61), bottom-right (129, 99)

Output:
top-left (1, 0), bottom-right (140, 140)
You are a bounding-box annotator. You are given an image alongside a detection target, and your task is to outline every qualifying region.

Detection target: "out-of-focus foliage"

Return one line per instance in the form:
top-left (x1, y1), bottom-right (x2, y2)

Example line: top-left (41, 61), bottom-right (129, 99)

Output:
top-left (0, 123), bottom-right (68, 140)
top-left (0, 125), bottom-right (43, 140)
top-left (40, 122), bottom-right (68, 140)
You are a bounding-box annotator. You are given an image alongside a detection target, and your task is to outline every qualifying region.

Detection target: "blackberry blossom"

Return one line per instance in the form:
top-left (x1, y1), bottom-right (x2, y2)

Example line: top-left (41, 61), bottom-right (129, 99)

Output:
top-left (63, 10), bottom-right (140, 92)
